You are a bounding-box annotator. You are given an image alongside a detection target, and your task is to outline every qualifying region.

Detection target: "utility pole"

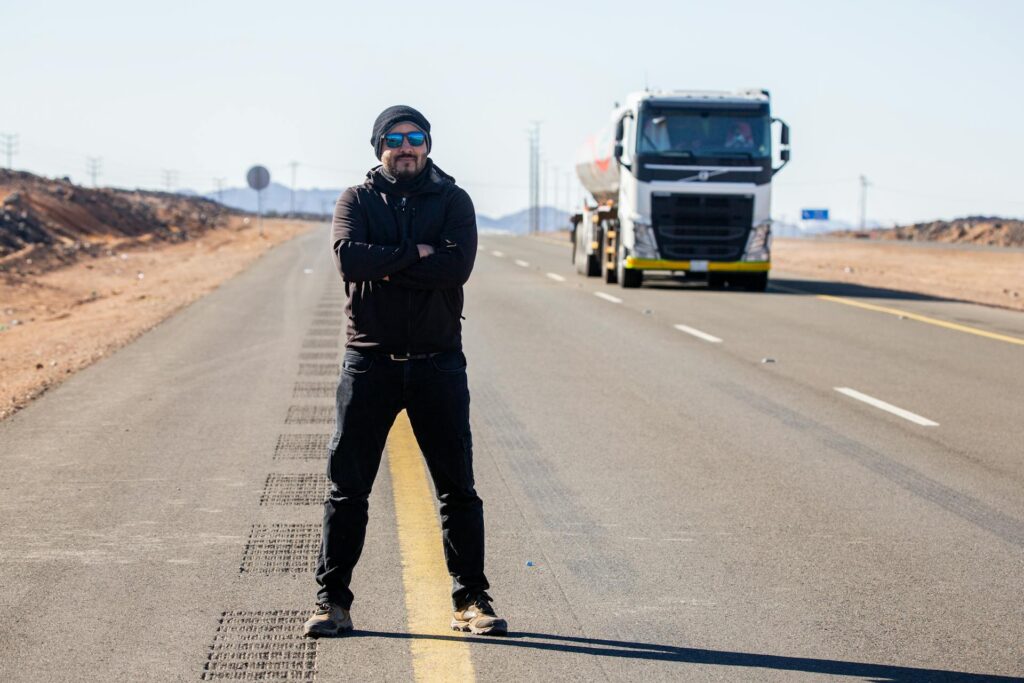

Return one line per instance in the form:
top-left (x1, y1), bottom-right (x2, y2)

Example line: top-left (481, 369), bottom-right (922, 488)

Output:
top-left (541, 158), bottom-right (548, 232)
top-left (161, 169), bottom-right (178, 192)
top-left (527, 122), bottom-right (541, 234)
top-left (552, 166), bottom-right (559, 230)
top-left (859, 174), bottom-right (870, 230)
top-left (213, 177), bottom-right (226, 203)
top-left (565, 171), bottom-right (572, 217)
top-left (1, 133), bottom-right (19, 169)
top-left (289, 161), bottom-right (299, 213)
top-left (86, 157), bottom-right (102, 187)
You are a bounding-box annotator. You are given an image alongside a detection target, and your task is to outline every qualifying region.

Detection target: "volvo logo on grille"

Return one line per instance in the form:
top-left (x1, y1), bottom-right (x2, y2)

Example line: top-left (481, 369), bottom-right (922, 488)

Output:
top-left (697, 170), bottom-right (710, 181)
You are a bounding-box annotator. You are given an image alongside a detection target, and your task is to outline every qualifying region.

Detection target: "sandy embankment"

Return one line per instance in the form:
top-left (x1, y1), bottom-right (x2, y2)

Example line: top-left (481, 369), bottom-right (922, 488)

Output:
top-left (0, 217), bottom-right (318, 420)
top-left (772, 238), bottom-right (1024, 311)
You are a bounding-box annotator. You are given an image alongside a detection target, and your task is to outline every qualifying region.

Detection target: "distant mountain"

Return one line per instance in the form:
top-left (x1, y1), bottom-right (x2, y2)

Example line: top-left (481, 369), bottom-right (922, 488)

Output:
top-left (477, 207), bottom-right (571, 234)
top-left (204, 182), bottom-right (341, 215)
top-left (772, 218), bottom-right (855, 238)
top-left (204, 181), bottom-right (571, 232)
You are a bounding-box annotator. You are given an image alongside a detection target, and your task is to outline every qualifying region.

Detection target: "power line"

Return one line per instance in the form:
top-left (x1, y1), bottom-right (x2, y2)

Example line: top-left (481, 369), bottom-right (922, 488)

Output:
top-left (527, 122), bottom-right (541, 234)
top-left (541, 158), bottom-right (548, 232)
top-left (289, 161), bottom-right (299, 213)
top-left (213, 177), bottom-right (226, 203)
top-left (552, 165), bottom-right (559, 230)
top-left (86, 156), bottom-right (102, 187)
top-left (859, 174), bottom-right (871, 229)
top-left (161, 169), bottom-right (178, 192)
top-left (1, 133), bottom-right (19, 169)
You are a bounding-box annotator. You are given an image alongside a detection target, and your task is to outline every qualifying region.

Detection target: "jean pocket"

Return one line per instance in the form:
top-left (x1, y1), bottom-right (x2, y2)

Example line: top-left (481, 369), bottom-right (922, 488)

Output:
top-left (429, 350), bottom-right (467, 374)
top-left (341, 351), bottom-right (375, 374)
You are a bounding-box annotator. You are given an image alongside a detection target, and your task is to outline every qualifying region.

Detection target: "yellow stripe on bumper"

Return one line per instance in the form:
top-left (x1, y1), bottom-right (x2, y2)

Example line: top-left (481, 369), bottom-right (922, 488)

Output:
top-left (624, 258), bottom-right (770, 272)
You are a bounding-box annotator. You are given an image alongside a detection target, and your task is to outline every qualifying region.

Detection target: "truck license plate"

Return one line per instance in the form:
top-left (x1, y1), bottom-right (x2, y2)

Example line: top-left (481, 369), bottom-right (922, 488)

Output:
top-left (690, 260), bottom-right (709, 272)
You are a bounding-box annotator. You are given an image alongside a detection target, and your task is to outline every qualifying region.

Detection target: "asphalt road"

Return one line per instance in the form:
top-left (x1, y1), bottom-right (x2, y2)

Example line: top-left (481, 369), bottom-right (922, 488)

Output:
top-left (1, 226), bottom-right (1022, 682)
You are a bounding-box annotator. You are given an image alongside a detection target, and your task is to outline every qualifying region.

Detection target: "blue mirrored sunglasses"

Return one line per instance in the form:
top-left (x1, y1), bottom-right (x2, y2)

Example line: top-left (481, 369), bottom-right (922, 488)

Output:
top-left (383, 131), bottom-right (427, 148)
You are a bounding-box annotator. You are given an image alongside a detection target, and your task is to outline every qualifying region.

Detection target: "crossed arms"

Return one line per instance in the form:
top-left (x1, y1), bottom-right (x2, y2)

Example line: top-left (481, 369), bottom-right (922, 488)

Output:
top-left (330, 187), bottom-right (478, 290)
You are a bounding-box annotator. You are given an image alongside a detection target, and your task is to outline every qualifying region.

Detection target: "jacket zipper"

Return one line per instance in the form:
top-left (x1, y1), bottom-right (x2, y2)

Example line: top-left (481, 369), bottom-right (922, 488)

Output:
top-left (399, 197), bottom-right (412, 356)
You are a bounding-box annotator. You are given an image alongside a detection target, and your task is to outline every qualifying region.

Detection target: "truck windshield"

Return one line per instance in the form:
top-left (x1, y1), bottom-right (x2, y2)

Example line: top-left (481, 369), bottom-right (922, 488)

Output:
top-left (637, 108), bottom-right (771, 159)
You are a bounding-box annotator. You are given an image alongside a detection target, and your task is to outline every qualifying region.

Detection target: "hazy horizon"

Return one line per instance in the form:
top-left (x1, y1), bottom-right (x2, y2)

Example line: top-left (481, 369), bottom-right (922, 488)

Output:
top-left (4, 0), bottom-right (1023, 226)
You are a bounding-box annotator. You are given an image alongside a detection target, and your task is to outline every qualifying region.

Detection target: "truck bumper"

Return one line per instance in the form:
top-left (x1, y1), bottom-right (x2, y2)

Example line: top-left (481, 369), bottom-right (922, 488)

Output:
top-left (624, 257), bottom-right (770, 272)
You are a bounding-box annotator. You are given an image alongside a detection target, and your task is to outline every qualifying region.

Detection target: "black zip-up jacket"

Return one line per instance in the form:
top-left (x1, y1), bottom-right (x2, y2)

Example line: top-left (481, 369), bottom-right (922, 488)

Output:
top-left (330, 162), bottom-right (477, 354)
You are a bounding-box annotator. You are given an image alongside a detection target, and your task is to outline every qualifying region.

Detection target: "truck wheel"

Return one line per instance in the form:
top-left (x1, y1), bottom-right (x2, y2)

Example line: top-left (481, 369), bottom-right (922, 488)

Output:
top-left (601, 227), bottom-right (617, 284)
top-left (583, 229), bottom-right (600, 277)
top-left (575, 228), bottom-right (601, 276)
top-left (573, 229), bottom-right (586, 274)
top-left (616, 239), bottom-right (642, 288)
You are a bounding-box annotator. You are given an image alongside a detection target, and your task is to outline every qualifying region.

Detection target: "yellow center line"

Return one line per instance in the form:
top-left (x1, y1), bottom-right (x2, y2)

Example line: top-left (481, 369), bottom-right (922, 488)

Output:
top-left (770, 282), bottom-right (1024, 346)
top-left (387, 410), bottom-right (476, 682)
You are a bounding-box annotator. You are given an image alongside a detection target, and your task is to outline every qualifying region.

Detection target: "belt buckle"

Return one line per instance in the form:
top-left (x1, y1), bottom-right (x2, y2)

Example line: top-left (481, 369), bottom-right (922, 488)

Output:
top-left (388, 353), bottom-right (410, 362)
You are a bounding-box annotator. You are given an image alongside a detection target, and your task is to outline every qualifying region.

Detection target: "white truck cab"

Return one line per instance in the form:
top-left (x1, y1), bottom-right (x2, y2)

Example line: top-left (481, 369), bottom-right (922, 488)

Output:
top-left (572, 89), bottom-right (790, 289)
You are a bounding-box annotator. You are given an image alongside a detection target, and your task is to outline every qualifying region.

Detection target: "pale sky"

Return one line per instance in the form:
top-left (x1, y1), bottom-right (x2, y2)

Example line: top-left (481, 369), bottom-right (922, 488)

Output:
top-left (4, 0), bottom-right (1023, 225)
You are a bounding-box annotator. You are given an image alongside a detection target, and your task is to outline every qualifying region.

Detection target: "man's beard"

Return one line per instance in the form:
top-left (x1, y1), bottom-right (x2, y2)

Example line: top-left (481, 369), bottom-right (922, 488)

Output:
top-left (384, 155), bottom-right (422, 180)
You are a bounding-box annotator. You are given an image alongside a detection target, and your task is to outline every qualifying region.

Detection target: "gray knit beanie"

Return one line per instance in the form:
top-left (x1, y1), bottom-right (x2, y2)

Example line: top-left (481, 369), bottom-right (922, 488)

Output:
top-left (370, 105), bottom-right (432, 159)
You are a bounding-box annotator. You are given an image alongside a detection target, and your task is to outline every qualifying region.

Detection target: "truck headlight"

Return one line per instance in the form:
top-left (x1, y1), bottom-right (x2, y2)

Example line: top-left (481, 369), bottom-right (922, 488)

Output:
top-left (743, 220), bottom-right (772, 261)
top-left (631, 220), bottom-right (660, 259)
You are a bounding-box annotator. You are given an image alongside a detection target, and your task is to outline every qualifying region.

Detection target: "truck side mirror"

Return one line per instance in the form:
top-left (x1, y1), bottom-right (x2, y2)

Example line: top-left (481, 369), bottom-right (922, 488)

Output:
top-left (772, 117), bottom-right (790, 176)
top-left (614, 143), bottom-right (624, 160)
top-left (615, 119), bottom-right (625, 142)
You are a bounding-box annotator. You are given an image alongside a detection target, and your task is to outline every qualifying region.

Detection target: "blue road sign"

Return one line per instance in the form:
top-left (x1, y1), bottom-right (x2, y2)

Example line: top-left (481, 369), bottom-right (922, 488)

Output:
top-left (801, 209), bottom-right (829, 220)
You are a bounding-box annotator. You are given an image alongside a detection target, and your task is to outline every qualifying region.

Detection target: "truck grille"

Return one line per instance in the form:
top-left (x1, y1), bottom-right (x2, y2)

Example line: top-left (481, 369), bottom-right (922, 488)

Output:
top-left (651, 193), bottom-right (753, 261)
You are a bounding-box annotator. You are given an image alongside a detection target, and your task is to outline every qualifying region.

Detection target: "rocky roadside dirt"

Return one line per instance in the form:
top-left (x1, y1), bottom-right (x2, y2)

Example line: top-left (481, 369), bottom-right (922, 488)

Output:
top-left (772, 238), bottom-right (1024, 311)
top-left (0, 216), bottom-right (318, 420)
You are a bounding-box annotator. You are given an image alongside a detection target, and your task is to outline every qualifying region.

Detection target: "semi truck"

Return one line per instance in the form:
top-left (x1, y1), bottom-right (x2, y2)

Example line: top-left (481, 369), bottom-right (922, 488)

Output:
top-left (571, 89), bottom-right (790, 290)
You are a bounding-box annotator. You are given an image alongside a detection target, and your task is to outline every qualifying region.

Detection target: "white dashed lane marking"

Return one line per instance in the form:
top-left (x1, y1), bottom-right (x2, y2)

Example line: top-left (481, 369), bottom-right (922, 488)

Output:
top-left (594, 292), bottom-right (622, 304)
top-left (546, 273), bottom-right (566, 282)
top-left (834, 387), bottom-right (939, 427)
top-left (492, 250), bottom-right (505, 258)
top-left (673, 324), bottom-right (723, 344)
top-left (514, 259), bottom-right (530, 268)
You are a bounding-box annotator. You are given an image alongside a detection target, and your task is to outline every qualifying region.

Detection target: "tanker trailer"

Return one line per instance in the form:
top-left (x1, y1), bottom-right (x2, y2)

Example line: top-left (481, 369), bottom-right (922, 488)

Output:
top-left (571, 89), bottom-right (790, 289)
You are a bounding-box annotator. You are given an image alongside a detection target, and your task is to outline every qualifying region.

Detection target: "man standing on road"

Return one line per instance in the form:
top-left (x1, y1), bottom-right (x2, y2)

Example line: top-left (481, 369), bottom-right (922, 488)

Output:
top-left (304, 105), bottom-right (507, 638)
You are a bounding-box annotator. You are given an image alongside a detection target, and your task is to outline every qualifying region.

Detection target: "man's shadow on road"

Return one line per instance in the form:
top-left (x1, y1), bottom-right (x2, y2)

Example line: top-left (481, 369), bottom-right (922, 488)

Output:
top-left (346, 630), bottom-right (1019, 682)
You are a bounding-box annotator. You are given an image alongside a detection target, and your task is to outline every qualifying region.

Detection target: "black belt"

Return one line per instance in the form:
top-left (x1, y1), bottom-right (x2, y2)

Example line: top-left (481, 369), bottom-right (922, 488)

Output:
top-left (382, 351), bottom-right (441, 362)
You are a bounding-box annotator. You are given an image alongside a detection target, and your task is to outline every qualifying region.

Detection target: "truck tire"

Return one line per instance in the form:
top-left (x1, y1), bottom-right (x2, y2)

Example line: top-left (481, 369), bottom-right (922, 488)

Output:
top-left (573, 228), bottom-right (585, 273)
top-left (601, 227), bottom-right (617, 284)
top-left (616, 238), bottom-right (642, 288)
top-left (574, 227), bottom-right (601, 277)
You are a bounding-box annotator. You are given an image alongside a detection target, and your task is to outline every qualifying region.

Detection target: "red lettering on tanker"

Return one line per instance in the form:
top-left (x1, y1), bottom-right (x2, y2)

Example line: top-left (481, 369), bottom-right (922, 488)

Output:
top-left (589, 136), bottom-right (611, 172)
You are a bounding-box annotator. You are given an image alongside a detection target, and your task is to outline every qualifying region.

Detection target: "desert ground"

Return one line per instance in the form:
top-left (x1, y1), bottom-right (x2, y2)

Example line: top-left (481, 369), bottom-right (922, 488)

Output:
top-left (0, 216), bottom-right (318, 419)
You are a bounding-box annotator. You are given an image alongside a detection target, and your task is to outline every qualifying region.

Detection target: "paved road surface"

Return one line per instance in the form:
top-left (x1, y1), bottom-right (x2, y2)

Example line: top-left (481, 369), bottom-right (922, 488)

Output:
top-left (1, 227), bottom-right (1022, 681)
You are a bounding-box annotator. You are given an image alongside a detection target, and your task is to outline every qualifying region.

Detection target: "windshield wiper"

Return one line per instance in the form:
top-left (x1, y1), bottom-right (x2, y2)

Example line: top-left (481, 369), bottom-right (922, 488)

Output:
top-left (713, 151), bottom-right (754, 159)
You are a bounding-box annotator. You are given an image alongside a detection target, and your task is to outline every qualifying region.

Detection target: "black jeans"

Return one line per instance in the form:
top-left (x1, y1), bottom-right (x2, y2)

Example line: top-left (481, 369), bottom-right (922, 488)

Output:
top-left (315, 348), bottom-right (489, 610)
